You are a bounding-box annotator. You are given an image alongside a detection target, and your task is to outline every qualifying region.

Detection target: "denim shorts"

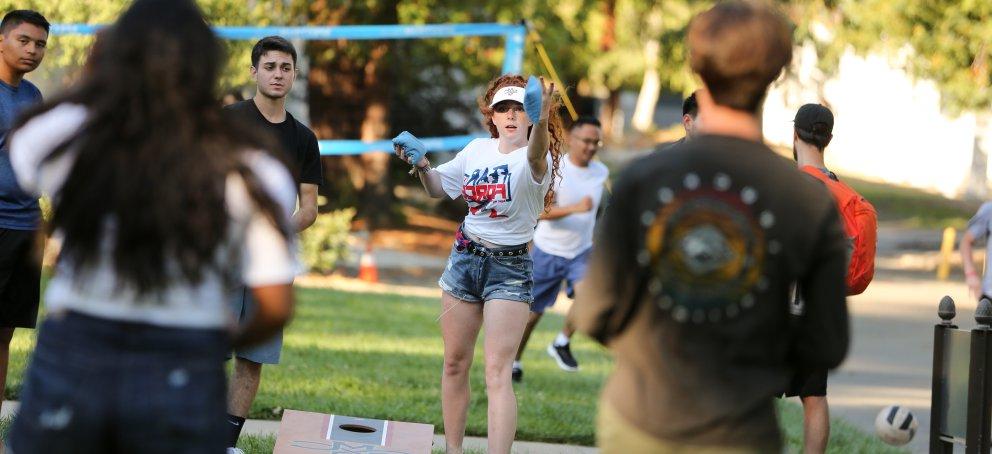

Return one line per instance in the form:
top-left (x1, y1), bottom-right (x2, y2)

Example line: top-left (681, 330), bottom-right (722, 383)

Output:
top-left (8, 311), bottom-right (228, 454)
top-left (438, 242), bottom-right (534, 305)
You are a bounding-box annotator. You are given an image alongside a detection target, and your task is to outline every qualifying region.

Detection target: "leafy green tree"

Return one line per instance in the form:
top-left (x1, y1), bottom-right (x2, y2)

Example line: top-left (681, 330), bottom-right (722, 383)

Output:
top-left (896, 0), bottom-right (992, 196)
top-left (783, 0), bottom-right (992, 196)
top-left (298, 0), bottom-right (608, 229)
top-left (0, 1), bottom-right (287, 90)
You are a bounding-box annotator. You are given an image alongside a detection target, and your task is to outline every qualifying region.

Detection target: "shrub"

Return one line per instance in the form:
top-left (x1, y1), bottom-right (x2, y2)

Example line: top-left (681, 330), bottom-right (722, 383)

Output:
top-left (300, 208), bottom-right (355, 273)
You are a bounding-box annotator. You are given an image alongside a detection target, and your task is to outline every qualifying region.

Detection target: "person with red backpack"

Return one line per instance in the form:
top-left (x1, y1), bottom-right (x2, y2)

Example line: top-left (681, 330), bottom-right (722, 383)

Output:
top-left (788, 103), bottom-right (877, 453)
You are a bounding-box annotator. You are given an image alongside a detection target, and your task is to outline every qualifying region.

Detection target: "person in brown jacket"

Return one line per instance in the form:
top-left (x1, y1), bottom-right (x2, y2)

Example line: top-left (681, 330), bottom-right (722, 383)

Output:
top-left (570, 2), bottom-right (850, 453)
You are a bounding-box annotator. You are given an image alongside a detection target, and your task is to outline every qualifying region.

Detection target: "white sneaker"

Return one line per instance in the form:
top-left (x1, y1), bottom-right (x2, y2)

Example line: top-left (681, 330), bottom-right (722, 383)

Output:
top-left (226, 448), bottom-right (245, 454)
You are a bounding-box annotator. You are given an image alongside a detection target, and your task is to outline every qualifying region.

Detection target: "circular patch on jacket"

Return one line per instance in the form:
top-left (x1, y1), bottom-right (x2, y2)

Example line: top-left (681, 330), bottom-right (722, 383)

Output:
top-left (641, 173), bottom-right (775, 323)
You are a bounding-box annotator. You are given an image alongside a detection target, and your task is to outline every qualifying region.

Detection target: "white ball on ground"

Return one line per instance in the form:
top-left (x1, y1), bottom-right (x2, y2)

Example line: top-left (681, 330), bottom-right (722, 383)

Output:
top-left (875, 405), bottom-right (918, 446)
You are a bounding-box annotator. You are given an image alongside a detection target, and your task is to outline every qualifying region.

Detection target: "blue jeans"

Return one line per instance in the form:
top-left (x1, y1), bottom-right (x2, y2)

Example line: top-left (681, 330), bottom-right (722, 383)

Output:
top-left (9, 312), bottom-right (228, 454)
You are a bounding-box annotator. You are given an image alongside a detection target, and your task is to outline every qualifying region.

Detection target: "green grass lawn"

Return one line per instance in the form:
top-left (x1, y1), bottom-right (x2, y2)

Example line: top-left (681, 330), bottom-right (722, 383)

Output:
top-left (6, 286), bottom-right (905, 452)
top-left (249, 287), bottom-right (609, 446)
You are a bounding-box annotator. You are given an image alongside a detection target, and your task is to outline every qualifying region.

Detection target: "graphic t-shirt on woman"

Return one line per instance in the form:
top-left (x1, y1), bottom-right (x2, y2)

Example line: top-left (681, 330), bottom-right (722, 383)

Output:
top-left (435, 138), bottom-right (551, 246)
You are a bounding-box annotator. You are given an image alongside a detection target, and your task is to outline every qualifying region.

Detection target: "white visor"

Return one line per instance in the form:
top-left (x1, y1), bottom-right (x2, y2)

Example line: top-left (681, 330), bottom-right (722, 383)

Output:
top-left (488, 86), bottom-right (525, 107)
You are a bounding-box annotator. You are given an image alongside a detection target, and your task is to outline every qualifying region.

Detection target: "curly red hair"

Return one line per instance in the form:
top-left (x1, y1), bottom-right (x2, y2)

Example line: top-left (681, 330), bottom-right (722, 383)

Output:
top-left (477, 74), bottom-right (564, 211)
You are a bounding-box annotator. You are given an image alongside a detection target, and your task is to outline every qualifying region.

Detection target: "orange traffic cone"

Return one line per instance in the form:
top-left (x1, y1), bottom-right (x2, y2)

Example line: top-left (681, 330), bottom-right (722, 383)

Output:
top-left (358, 247), bottom-right (378, 283)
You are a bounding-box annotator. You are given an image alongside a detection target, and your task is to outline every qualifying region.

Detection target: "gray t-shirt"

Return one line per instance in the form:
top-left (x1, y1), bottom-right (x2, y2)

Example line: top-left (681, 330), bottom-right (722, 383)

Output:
top-left (967, 202), bottom-right (992, 295)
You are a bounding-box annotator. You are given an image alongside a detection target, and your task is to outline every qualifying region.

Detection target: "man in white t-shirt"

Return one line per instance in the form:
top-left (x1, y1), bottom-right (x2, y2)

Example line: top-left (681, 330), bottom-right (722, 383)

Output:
top-left (512, 116), bottom-right (608, 381)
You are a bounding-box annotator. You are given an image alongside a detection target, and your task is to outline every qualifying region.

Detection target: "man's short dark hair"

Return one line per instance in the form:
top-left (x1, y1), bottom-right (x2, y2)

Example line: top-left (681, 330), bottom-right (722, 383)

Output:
top-left (1, 10), bottom-right (50, 35)
top-left (682, 92), bottom-right (698, 118)
top-left (796, 123), bottom-right (832, 150)
top-left (570, 115), bottom-right (601, 131)
top-left (687, 1), bottom-right (792, 113)
top-left (251, 35), bottom-right (297, 67)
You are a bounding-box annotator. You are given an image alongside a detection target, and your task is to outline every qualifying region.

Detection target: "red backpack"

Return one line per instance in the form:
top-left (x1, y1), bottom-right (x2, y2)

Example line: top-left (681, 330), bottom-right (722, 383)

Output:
top-left (802, 166), bottom-right (877, 295)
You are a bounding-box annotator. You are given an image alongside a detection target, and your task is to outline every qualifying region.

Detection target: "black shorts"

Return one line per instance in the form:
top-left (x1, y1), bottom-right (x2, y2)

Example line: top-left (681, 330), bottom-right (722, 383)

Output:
top-left (783, 368), bottom-right (827, 398)
top-left (0, 228), bottom-right (40, 328)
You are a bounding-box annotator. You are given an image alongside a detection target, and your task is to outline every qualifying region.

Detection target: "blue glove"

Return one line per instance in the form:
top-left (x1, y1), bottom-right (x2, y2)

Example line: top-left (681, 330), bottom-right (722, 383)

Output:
top-left (392, 131), bottom-right (427, 165)
top-left (524, 75), bottom-right (544, 124)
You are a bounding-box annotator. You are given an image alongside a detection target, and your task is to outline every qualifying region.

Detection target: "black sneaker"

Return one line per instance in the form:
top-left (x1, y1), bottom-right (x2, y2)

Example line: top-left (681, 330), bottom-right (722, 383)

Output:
top-left (512, 365), bottom-right (523, 382)
top-left (547, 343), bottom-right (579, 371)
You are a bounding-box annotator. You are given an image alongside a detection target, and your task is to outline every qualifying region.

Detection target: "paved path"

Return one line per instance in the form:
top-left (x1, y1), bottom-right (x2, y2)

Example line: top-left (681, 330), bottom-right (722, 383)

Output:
top-left (818, 226), bottom-right (975, 453)
top-left (823, 271), bottom-right (973, 454)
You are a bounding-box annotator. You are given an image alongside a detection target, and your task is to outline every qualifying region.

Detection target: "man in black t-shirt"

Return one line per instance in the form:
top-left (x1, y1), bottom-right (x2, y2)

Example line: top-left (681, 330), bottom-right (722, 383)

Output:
top-left (222, 35), bottom-right (322, 454)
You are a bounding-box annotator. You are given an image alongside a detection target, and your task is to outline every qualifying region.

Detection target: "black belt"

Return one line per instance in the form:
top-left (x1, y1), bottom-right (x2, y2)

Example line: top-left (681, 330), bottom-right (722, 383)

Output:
top-left (465, 242), bottom-right (528, 258)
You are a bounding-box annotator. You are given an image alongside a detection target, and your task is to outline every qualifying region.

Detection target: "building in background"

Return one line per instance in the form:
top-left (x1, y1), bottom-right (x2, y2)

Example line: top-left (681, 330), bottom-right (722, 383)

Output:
top-left (763, 43), bottom-right (992, 200)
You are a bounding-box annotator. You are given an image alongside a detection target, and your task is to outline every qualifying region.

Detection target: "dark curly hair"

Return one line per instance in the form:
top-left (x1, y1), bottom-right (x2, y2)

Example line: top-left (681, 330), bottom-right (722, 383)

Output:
top-left (15, 0), bottom-right (290, 296)
top-left (477, 74), bottom-right (564, 211)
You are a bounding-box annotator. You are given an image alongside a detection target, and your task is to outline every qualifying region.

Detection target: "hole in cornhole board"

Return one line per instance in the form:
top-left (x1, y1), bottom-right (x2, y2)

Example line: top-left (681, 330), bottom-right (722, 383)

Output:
top-left (339, 423), bottom-right (377, 433)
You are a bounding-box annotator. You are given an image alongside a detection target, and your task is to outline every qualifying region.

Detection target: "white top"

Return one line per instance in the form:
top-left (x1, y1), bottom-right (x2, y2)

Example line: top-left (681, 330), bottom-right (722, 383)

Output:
top-left (533, 157), bottom-right (609, 259)
top-left (435, 138), bottom-right (551, 246)
top-left (10, 103), bottom-right (299, 329)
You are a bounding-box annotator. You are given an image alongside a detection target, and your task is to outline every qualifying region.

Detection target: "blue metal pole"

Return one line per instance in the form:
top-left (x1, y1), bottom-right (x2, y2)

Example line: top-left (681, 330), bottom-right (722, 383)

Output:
top-left (501, 25), bottom-right (526, 75)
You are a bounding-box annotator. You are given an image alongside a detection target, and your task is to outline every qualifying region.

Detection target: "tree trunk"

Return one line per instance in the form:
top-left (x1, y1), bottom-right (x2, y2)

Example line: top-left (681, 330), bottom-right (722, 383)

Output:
top-left (632, 6), bottom-right (663, 133)
top-left (357, 43), bottom-right (393, 233)
top-left (599, 90), bottom-right (621, 141)
top-left (600, 0), bottom-right (616, 52)
top-left (598, 0), bottom-right (619, 141)
top-left (631, 38), bottom-right (661, 132)
top-left (305, 3), bottom-right (397, 234)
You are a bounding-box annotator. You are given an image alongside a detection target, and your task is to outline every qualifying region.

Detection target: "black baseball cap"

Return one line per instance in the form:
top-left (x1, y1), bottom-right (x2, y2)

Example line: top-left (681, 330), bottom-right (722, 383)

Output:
top-left (793, 103), bottom-right (833, 147)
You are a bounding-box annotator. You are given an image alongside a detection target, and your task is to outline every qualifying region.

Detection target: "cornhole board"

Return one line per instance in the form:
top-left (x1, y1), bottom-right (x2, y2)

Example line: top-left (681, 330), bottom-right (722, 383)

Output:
top-left (274, 409), bottom-right (434, 454)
